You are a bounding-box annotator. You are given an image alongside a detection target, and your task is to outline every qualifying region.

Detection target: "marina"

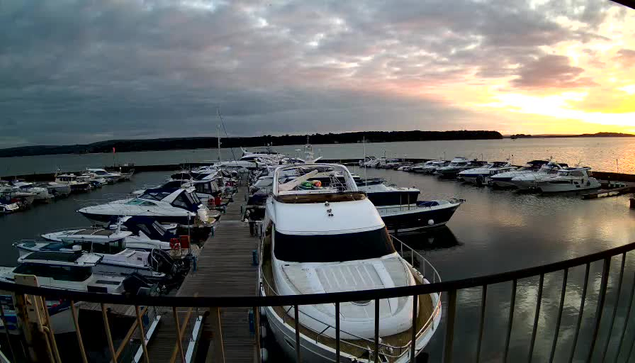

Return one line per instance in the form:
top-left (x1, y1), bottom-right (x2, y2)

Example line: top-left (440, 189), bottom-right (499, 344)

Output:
top-left (1, 143), bottom-right (635, 362)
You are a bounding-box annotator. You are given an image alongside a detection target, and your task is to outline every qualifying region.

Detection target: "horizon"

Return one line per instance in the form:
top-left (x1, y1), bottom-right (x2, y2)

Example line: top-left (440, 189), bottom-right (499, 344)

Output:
top-left (1, 1), bottom-right (634, 147)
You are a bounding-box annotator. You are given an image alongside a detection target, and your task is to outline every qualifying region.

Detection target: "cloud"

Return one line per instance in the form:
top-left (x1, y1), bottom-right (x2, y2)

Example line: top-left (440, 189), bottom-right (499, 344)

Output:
top-left (0, 0), bottom-right (630, 147)
top-left (616, 49), bottom-right (635, 64)
top-left (510, 54), bottom-right (596, 90)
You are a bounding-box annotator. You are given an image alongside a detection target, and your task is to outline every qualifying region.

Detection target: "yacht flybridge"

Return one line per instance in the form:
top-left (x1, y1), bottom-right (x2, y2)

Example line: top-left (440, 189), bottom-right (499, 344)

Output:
top-left (259, 164), bottom-right (442, 362)
top-left (536, 167), bottom-right (601, 193)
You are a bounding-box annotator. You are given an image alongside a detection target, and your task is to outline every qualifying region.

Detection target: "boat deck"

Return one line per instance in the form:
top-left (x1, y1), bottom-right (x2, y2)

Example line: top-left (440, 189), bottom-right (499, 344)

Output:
top-left (145, 186), bottom-right (258, 363)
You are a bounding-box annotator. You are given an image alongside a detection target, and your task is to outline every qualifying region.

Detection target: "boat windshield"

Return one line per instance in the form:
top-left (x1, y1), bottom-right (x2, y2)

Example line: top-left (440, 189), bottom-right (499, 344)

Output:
top-left (13, 263), bottom-right (92, 282)
top-left (274, 228), bottom-right (395, 263)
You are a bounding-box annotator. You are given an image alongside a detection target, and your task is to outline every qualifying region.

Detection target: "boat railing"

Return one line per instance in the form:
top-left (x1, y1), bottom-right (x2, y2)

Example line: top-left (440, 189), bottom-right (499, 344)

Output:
top-left (3, 239), bottom-right (635, 362)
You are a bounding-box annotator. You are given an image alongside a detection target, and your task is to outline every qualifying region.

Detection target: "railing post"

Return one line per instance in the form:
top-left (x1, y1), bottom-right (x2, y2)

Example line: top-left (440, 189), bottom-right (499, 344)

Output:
top-left (101, 303), bottom-right (117, 363)
top-left (615, 271), bottom-right (635, 362)
top-left (503, 279), bottom-right (517, 362)
top-left (410, 294), bottom-right (418, 363)
top-left (443, 289), bottom-right (457, 363)
top-left (335, 302), bottom-right (340, 363)
top-left (549, 268), bottom-right (568, 363)
top-left (569, 263), bottom-right (591, 363)
top-left (254, 306), bottom-right (261, 363)
top-left (209, 307), bottom-right (226, 363)
top-left (587, 257), bottom-right (611, 362)
top-left (70, 300), bottom-right (88, 363)
top-left (601, 253), bottom-right (626, 362)
top-left (294, 305), bottom-right (301, 363)
top-left (527, 273), bottom-right (544, 362)
top-left (0, 303), bottom-right (16, 363)
top-left (476, 285), bottom-right (487, 363)
top-left (375, 298), bottom-right (380, 363)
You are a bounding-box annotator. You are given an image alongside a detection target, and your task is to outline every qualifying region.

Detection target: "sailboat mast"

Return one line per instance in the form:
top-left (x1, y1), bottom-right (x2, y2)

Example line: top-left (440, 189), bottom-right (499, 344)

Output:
top-left (217, 124), bottom-right (222, 162)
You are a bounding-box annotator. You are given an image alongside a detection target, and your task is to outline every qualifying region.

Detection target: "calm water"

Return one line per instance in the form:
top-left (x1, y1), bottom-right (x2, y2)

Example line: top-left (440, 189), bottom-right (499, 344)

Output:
top-left (3, 137), bottom-right (635, 177)
top-left (2, 166), bottom-right (635, 361)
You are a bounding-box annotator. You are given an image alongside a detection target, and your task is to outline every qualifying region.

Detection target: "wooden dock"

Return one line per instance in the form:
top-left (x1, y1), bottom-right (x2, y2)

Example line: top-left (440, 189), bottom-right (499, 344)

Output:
top-left (145, 186), bottom-right (258, 363)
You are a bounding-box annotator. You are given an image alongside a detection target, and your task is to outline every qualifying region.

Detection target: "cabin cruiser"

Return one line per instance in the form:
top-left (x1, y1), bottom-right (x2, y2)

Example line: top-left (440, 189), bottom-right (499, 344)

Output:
top-left (435, 157), bottom-right (483, 178)
top-left (13, 240), bottom-right (180, 280)
top-left (11, 181), bottom-right (52, 202)
top-left (85, 168), bottom-right (122, 184)
top-left (359, 156), bottom-right (380, 168)
top-left (133, 179), bottom-right (222, 206)
top-left (458, 162), bottom-right (516, 185)
top-left (41, 216), bottom-right (173, 251)
top-left (357, 178), bottom-right (463, 232)
top-left (55, 174), bottom-right (91, 192)
top-left (0, 184), bottom-right (35, 209)
top-left (78, 187), bottom-right (217, 228)
top-left (412, 160), bottom-right (449, 174)
top-left (39, 181), bottom-right (72, 198)
top-left (508, 162), bottom-right (568, 190)
top-left (488, 160), bottom-right (552, 188)
top-left (535, 168), bottom-right (601, 193)
top-left (260, 164), bottom-right (441, 362)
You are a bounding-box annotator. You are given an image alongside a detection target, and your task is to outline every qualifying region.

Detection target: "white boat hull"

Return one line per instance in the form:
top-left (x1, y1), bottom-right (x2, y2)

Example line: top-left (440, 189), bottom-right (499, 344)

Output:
top-left (264, 291), bottom-right (441, 363)
top-left (539, 179), bottom-right (601, 193)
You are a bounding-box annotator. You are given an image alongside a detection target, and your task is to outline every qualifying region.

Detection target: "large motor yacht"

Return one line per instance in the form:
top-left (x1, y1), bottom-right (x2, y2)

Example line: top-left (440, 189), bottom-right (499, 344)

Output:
top-left (434, 157), bottom-right (483, 178)
top-left (260, 164), bottom-right (442, 362)
top-left (536, 167), bottom-right (601, 193)
top-left (488, 160), bottom-right (552, 188)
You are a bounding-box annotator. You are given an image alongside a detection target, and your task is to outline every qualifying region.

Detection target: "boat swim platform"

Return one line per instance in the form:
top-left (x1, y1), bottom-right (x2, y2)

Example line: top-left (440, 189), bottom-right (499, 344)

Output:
top-left (145, 186), bottom-right (259, 363)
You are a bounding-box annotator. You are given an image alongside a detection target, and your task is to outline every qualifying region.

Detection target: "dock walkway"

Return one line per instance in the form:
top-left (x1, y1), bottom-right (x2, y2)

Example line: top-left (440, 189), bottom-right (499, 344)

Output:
top-left (145, 186), bottom-right (258, 363)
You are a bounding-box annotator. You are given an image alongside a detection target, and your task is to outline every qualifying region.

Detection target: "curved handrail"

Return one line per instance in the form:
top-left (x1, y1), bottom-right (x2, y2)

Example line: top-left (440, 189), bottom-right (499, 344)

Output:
top-left (0, 241), bottom-right (634, 308)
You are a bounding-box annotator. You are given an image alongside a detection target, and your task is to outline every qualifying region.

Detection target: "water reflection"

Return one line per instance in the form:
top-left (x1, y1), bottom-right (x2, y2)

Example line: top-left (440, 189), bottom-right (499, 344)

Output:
top-left (394, 226), bottom-right (460, 251)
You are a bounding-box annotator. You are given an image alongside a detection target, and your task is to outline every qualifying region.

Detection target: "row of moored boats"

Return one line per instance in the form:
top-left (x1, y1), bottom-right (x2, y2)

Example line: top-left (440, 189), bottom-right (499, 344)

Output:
top-left (362, 156), bottom-right (602, 193)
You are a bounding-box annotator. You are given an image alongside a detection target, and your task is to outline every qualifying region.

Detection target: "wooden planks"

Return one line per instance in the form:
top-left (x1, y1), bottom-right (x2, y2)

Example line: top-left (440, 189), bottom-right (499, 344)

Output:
top-left (146, 186), bottom-right (258, 363)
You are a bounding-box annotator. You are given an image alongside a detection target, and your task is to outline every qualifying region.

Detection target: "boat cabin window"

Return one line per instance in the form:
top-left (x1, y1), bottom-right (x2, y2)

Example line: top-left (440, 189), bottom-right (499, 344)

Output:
top-left (81, 240), bottom-right (125, 254)
top-left (13, 263), bottom-right (92, 282)
top-left (141, 190), bottom-right (172, 201)
top-left (161, 181), bottom-right (183, 190)
top-left (274, 228), bottom-right (395, 263)
top-left (172, 191), bottom-right (200, 211)
top-left (195, 182), bottom-right (212, 194)
top-left (126, 199), bottom-right (157, 206)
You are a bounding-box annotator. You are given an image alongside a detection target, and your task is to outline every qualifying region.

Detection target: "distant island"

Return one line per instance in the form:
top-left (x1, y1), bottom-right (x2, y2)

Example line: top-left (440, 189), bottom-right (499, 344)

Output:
top-left (0, 130), bottom-right (502, 158)
top-left (507, 132), bottom-right (635, 139)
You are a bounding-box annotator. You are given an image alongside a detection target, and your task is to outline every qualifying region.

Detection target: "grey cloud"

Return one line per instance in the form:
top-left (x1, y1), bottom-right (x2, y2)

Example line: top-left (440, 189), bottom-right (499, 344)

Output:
top-left (511, 54), bottom-right (596, 89)
top-left (0, 0), bottom-right (623, 147)
top-left (616, 49), bottom-right (635, 63)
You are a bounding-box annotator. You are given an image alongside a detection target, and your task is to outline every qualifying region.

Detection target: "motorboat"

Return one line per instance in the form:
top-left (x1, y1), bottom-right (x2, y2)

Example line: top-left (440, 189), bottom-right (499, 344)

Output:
top-left (55, 174), bottom-right (91, 192)
top-left (40, 182), bottom-right (72, 198)
top-left (13, 240), bottom-right (176, 279)
top-left (85, 168), bottom-right (122, 184)
top-left (41, 216), bottom-right (173, 251)
top-left (412, 160), bottom-right (449, 174)
top-left (508, 162), bottom-right (568, 190)
top-left (133, 179), bottom-right (222, 206)
top-left (458, 162), bottom-right (516, 185)
top-left (11, 181), bottom-right (52, 202)
top-left (488, 160), bottom-right (551, 188)
top-left (357, 178), bottom-right (463, 232)
top-left (0, 184), bottom-right (35, 209)
top-left (78, 186), bottom-right (217, 226)
top-left (434, 157), bottom-right (482, 178)
top-left (78, 173), bottom-right (107, 188)
top-left (359, 156), bottom-right (379, 168)
top-left (0, 202), bottom-right (19, 214)
top-left (260, 163), bottom-right (442, 362)
top-left (535, 167), bottom-right (601, 193)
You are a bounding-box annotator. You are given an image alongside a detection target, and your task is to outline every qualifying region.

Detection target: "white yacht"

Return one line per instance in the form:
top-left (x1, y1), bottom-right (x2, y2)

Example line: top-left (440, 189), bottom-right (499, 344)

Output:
top-left (40, 181), bottom-right (72, 198)
top-left (458, 162), bottom-right (516, 185)
top-left (0, 202), bottom-right (19, 214)
top-left (411, 160), bottom-right (447, 174)
top-left (42, 217), bottom-right (173, 251)
top-left (12, 182), bottom-right (52, 202)
top-left (86, 168), bottom-right (122, 184)
top-left (260, 164), bottom-right (442, 362)
top-left (488, 160), bottom-right (551, 188)
top-left (536, 168), bottom-right (601, 193)
top-left (55, 174), bottom-right (91, 192)
top-left (508, 162), bottom-right (568, 190)
top-left (78, 187), bottom-right (216, 226)
top-left (435, 157), bottom-right (481, 178)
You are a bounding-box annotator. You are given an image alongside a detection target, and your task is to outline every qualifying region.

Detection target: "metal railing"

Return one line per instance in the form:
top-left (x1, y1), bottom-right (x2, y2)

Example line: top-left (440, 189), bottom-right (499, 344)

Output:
top-left (1, 241), bottom-right (635, 362)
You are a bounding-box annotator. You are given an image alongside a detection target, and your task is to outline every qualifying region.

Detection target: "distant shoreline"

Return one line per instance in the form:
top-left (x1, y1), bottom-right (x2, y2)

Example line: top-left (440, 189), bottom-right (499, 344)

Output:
top-left (1, 131), bottom-right (633, 159)
top-left (0, 130), bottom-right (502, 158)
